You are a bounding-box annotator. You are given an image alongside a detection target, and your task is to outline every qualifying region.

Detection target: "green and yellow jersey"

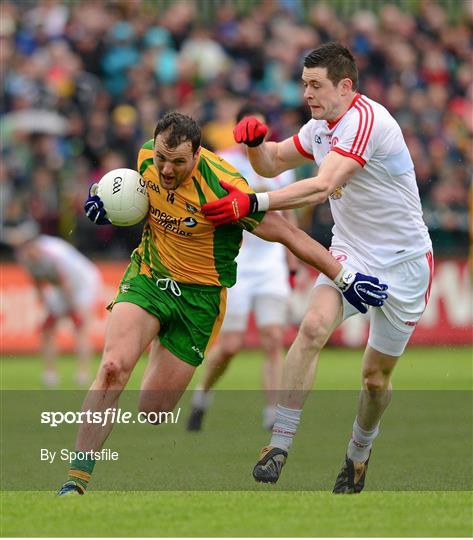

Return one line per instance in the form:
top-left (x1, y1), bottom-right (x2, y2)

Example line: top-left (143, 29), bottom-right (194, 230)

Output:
top-left (132, 140), bottom-right (265, 287)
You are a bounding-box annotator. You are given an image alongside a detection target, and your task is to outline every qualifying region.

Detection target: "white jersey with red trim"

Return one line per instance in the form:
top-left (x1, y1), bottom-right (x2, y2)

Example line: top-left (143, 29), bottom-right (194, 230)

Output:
top-left (294, 93), bottom-right (432, 267)
top-left (219, 147), bottom-right (296, 273)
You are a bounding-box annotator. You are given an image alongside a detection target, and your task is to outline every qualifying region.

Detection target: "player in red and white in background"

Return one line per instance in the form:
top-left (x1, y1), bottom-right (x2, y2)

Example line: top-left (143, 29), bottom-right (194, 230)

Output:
top-left (187, 105), bottom-right (299, 432)
top-left (202, 42), bottom-right (433, 493)
top-left (4, 222), bottom-right (103, 387)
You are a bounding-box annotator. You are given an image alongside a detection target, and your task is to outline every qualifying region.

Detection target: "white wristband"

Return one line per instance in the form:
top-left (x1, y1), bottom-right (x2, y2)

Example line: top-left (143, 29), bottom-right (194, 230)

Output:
top-left (255, 192), bottom-right (270, 211)
top-left (333, 265), bottom-right (355, 291)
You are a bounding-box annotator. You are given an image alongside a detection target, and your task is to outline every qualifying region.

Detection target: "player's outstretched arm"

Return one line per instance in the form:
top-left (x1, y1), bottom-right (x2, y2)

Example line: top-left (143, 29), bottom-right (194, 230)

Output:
top-left (252, 213), bottom-right (388, 314)
top-left (234, 116), bottom-right (308, 177)
top-left (253, 212), bottom-right (340, 280)
top-left (202, 152), bottom-right (361, 225)
top-left (84, 184), bottom-right (111, 225)
top-left (267, 151), bottom-right (361, 210)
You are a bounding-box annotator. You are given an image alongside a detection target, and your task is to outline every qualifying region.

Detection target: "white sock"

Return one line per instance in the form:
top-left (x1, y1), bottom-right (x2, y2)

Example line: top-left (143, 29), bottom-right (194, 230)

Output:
top-left (262, 406), bottom-right (277, 430)
top-left (347, 417), bottom-right (379, 463)
top-left (270, 404), bottom-right (302, 451)
top-left (42, 371), bottom-right (59, 387)
top-left (191, 387), bottom-right (213, 410)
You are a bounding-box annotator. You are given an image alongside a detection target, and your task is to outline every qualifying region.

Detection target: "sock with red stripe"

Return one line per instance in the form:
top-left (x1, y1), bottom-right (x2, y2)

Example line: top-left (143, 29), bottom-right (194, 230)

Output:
top-left (269, 405), bottom-right (302, 451)
top-left (347, 417), bottom-right (379, 463)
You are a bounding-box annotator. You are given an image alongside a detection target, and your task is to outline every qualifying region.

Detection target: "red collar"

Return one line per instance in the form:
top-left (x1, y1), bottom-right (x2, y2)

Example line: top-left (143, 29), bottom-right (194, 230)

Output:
top-left (326, 93), bottom-right (361, 130)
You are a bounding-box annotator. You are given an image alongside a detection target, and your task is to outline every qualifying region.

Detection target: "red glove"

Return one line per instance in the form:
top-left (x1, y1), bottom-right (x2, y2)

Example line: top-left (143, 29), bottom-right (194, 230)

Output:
top-left (233, 116), bottom-right (268, 147)
top-left (202, 181), bottom-right (257, 226)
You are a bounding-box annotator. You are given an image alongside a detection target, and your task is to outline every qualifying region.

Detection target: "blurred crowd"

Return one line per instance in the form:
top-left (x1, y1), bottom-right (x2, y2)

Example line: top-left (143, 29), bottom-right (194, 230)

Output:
top-left (1, 0), bottom-right (471, 258)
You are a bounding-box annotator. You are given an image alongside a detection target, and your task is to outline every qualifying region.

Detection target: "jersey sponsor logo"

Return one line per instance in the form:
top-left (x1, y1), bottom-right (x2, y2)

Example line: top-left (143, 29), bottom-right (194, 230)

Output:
top-left (314, 135), bottom-right (322, 144)
top-left (149, 206), bottom-right (192, 236)
top-left (147, 180), bottom-right (160, 194)
top-left (183, 217), bottom-right (197, 228)
top-left (186, 203), bottom-right (197, 213)
top-left (112, 176), bottom-right (123, 194)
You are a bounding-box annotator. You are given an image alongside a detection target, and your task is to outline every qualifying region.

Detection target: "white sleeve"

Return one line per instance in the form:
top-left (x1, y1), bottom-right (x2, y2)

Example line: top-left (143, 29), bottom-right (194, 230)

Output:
top-left (293, 121), bottom-right (315, 161)
top-left (332, 100), bottom-right (377, 167)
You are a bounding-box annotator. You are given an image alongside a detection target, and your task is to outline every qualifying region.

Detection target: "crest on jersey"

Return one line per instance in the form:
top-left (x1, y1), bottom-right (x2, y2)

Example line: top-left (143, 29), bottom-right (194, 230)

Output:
top-left (314, 135), bottom-right (322, 144)
top-left (329, 183), bottom-right (346, 200)
top-left (186, 203), bottom-right (197, 213)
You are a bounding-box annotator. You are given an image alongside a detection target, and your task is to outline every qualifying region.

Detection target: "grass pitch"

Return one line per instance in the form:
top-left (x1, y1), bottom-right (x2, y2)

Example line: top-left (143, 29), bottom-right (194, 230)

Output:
top-left (2, 491), bottom-right (471, 537)
top-left (1, 346), bottom-right (472, 537)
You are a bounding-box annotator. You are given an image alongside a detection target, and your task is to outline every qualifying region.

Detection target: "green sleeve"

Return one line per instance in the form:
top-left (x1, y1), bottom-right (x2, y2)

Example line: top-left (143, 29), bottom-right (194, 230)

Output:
top-left (236, 210), bottom-right (266, 232)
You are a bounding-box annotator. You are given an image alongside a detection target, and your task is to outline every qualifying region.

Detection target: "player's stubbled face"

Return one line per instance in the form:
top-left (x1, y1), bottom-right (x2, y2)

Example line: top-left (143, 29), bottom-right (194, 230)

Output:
top-left (153, 135), bottom-right (200, 190)
top-left (302, 67), bottom-right (347, 123)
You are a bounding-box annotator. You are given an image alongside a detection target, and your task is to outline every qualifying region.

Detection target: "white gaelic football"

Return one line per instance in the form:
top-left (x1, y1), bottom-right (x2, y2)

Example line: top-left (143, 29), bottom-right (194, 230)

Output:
top-left (97, 168), bottom-right (149, 226)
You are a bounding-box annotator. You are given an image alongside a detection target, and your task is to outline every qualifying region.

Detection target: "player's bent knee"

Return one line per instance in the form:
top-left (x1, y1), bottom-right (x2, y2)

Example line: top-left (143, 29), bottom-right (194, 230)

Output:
top-left (97, 359), bottom-right (130, 387)
top-left (261, 327), bottom-right (284, 353)
top-left (362, 372), bottom-right (390, 394)
top-left (362, 358), bottom-right (396, 393)
top-left (263, 339), bottom-right (284, 360)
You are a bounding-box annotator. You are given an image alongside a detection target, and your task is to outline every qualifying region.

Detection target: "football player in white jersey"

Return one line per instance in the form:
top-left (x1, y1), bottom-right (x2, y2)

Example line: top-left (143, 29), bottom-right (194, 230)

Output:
top-left (187, 105), bottom-right (298, 432)
top-left (202, 42), bottom-right (433, 493)
top-left (5, 222), bottom-right (103, 387)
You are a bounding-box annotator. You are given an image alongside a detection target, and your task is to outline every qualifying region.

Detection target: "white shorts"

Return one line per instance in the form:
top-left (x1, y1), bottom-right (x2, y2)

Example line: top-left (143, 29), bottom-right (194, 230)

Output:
top-left (222, 267), bottom-right (290, 332)
top-left (43, 272), bottom-right (102, 316)
top-left (315, 249), bottom-right (434, 356)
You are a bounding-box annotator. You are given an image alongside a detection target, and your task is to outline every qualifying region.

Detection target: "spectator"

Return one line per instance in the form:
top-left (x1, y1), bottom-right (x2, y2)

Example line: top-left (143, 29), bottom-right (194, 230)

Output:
top-left (1, 0), bottom-right (470, 259)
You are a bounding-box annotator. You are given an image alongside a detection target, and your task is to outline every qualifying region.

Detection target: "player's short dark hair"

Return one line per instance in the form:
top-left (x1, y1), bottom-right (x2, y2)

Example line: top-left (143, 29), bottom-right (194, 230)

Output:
top-left (236, 104), bottom-right (268, 123)
top-left (154, 112), bottom-right (201, 154)
top-left (304, 42), bottom-right (358, 90)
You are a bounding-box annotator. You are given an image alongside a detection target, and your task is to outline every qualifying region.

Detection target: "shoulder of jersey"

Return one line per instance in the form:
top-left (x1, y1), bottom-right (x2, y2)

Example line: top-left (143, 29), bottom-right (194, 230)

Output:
top-left (137, 139), bottom-right (154, 174)
top-left (201, 147), bottom-right (241, 174)
top-left (200, 146), bottom-right (222, 162)
top-left (138, 139), bottom-right (154, 160)
top-left (349, 95), bottom-right (388, 121)
top-left (141, 139), bottom-right (154, 151)
top-left (352, 96), bottom-right (398, 136)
